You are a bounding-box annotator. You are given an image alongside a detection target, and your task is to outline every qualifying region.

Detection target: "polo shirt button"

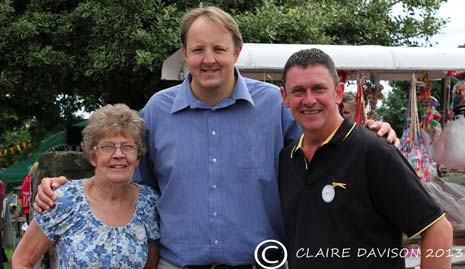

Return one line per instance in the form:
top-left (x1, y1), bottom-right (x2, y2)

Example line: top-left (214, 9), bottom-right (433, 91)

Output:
top-left (213, 212), bottom-right (218, 217)
top-left (212, 158), bottom-right (217, 163)
top-left (212, 131), bottom-right (216, 135)
top-left (214, 240), bottom-right (219, 245)
top-left (212, 184), bottom-right (217, 189)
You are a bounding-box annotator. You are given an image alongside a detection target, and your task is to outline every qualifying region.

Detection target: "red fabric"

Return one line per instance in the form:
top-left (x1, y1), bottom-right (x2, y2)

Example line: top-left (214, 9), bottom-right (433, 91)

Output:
top-left (21, 174), bottom-right (31, 214)
top-left (0, 180), bottom-right (4, 196)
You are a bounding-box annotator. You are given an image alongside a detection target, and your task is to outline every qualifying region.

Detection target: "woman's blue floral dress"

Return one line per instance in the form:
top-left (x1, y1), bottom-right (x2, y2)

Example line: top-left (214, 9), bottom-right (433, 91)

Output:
top-left (34, 180), bottom-right (160, 269)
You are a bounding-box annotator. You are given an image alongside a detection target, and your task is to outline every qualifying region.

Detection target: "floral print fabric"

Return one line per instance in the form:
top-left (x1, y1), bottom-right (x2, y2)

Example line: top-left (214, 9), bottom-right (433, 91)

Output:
top-left (35, 180), bottom-right (160, 269)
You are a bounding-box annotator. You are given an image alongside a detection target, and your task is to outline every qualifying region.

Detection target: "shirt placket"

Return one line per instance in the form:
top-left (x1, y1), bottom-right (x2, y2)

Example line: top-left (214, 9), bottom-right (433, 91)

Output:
top-left (111, 228), bottom-right (119, 268)
top-left (207, 110), bottom-right (222, 259)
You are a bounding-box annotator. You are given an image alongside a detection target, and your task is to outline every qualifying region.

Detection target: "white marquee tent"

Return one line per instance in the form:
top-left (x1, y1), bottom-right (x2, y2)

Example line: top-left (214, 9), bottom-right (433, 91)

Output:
top-left (161, 43), bottom-right (465, 81)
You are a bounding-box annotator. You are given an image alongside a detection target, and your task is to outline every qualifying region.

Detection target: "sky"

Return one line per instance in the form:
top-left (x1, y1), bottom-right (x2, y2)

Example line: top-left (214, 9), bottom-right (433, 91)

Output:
top-left (366, 0), bottom-right (464, 98)
top-left (390, 0), bottom-right (463, 48)
top-left (428, 0), bottom-right (464, 48)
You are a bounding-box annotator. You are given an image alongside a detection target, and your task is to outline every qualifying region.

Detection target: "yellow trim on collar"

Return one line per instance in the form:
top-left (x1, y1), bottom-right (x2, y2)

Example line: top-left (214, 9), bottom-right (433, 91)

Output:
top-left (342, 123), bottom-right (357, 142)
top-left (408, 213), bottom-right (446, 239)
top-left (290, 134), bottom-right (305, 159)
top-left (290, 122), bottom-right (355, 159)
top-left (321, 127), bottom-right (339, 146)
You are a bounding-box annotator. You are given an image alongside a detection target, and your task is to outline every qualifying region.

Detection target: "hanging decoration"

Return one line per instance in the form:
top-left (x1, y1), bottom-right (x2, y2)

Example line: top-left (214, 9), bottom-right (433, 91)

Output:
top-left (354, 72), bottom-right (384, 124)
top-left (416, 72), bottom-right (442, 145)
top-left (355, 72), bottom-right (368, 125)
top-left (399, 73), bottom-right (436, 182)
top-left (451, 72), bottom-right (465, 116)
top-left (337, 70), bottom-right (348, 115)
top-left (432, 116), bottom-right (465, 169)
top-left (0, 141), bottom-right (30, 158)
top-left (432, 73), bottom-right (465, 169)
top-left (364, 73), bottom-right (384, 121)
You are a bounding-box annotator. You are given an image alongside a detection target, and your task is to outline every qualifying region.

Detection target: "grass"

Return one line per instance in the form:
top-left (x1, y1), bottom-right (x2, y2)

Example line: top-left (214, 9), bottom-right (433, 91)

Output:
top-left (4, 247), bottom-right (13, 269)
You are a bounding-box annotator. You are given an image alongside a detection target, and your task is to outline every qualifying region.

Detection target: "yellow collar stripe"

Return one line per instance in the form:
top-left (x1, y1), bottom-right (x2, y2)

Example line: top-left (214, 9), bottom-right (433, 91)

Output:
top-left (290, 122), bottom-right (355, 159)
top-left (290, 134), bottom-right (305, 159)
top-left (321, 127), bottom-right (339, 146)
top-left (342, 123), bottom-right (357, 142)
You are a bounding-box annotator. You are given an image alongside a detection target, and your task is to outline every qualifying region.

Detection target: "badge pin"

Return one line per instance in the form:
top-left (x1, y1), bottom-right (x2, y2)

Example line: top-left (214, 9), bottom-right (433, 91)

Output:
top-left (322, 184), bottom-right (335, 203)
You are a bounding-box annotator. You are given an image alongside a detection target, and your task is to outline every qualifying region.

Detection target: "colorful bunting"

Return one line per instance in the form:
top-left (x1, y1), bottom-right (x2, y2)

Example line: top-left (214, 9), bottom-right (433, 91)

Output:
top-left (0, 141), bottom-right (30, 158)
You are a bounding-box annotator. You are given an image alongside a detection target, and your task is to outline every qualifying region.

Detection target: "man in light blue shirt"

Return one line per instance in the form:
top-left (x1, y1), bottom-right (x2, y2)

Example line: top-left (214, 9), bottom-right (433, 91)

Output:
top-left (137, 67), bottom-right (300, 266)
top-left (34, 5), bottom-right (397, 269)
top-left (136, 5), bottom-right (395, 268)
top-left (135, 7), bottom-right (301, 266)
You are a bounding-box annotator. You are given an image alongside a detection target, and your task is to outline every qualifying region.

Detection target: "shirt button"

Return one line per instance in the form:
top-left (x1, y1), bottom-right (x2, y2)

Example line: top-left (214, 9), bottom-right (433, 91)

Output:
top-left (213, 212), bottom-right (218, 217)
top-left (212, 131), bottom-right (216, 135)
top-left (214, 240), bottom-right (219, 245)
top-left (212, 158), bottom-right (217, 163)
top-left (212, 184), bottom-right (217, 189)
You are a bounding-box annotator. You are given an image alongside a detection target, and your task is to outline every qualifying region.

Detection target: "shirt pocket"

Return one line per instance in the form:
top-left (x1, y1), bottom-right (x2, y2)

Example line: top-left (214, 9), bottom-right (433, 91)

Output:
top-left (231, 131), bottom-right (267, 169)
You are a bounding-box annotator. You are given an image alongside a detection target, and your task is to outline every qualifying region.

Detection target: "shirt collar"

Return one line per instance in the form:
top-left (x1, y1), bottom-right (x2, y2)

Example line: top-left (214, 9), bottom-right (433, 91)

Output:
top-left (232, 69), bottom-right (255, 106)
top-left (170, 68), bottom-right (254, 114)
top-left (290, 119), bottom-right (356, 159)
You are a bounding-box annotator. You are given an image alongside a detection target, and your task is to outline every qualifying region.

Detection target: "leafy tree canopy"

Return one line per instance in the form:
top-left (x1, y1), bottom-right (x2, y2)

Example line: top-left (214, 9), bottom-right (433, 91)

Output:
top-left (0, 0), bottom-right (448, 167)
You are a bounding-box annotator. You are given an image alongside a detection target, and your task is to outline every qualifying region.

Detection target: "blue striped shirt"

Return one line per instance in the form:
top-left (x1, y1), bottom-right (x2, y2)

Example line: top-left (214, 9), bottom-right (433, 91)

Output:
top-left (135, 70), bottom-right (301, 266)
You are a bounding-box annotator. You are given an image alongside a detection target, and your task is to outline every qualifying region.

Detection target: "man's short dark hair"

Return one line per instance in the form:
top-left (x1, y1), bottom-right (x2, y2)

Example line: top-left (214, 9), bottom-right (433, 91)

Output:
top-left (283, 48), bottom-right (339, 88)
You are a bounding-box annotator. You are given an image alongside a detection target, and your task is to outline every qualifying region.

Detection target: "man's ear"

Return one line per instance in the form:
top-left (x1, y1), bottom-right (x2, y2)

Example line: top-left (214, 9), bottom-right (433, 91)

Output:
top-left (281, 87), bottom-right (290, 108)
top-left (181, 46), bottom-right (188, 61)
top-left (335, 82), bottom-right (344, 105)
top-left (233, 44), bottom-right (243, 64)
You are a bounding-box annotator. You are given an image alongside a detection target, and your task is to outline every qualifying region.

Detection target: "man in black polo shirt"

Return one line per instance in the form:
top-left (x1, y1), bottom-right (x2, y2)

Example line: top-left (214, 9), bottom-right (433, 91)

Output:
top-left (278, 48), bottom-right (453, 269)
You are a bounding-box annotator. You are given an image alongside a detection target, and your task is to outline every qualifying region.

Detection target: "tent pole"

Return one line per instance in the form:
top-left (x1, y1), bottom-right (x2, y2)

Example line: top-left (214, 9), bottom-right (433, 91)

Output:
top-left (440, 77), bottom-right (451, 127)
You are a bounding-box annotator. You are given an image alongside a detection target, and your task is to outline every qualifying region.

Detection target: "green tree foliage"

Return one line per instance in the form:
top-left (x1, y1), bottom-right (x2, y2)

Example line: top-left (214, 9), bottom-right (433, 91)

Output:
top-left (0, 0), bottom-right (448, 168)
top-left (378, 81), bottom-right (410, 135)
top-left (1, 0), bottom-right (180, 167)
top-left (235, 0), bottom-right (447, 46)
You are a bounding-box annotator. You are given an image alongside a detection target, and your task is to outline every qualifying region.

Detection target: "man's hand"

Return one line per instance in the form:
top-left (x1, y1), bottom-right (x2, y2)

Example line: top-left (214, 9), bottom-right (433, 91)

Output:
top-left (364, 119), bottom-right (400, 148)
top-left (33, 176), bottom-right (69, 213)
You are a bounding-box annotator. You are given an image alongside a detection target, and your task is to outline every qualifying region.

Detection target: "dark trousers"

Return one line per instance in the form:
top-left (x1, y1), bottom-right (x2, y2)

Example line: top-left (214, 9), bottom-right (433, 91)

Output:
top-left (0, 233), bottom-right (5, 269)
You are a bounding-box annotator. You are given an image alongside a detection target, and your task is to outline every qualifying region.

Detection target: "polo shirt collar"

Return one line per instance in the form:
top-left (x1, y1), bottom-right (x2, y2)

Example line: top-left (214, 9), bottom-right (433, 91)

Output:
top-left (290, 119), bottom-right (356, 159)
top-left (170, 68), bottom-right (254, 114)
top-left (290, 134), bottom-right (305, 159)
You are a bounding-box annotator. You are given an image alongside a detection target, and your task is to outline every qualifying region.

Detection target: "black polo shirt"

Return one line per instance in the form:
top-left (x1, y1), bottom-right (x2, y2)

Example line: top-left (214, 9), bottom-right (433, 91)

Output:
top-left (278, 119), bottom-right (444, 269)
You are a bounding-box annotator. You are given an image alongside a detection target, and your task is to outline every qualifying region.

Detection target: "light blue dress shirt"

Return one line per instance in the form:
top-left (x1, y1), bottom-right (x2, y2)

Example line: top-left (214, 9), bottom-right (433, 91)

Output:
top-left (135, 69), bottom-right (301, 266)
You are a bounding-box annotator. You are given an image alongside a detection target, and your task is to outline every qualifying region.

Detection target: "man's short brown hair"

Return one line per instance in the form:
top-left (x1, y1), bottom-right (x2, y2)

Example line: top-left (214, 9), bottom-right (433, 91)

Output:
top-left (180, 5), bottom-right (243, 52)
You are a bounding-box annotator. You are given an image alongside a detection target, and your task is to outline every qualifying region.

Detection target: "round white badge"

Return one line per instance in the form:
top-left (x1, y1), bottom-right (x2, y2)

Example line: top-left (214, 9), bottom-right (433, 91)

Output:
top-left (322, 185), bottom-right (335, 203)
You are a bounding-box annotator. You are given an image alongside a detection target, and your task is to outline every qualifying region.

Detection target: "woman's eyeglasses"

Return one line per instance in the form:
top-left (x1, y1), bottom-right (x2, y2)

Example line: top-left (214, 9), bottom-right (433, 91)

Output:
top-left (93, 144), bottom-right (137, 154)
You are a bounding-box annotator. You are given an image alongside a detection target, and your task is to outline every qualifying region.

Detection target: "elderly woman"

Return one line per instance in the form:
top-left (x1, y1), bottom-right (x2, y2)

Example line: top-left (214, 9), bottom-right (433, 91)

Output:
top-left (12, 104), bottom-right (159, 269)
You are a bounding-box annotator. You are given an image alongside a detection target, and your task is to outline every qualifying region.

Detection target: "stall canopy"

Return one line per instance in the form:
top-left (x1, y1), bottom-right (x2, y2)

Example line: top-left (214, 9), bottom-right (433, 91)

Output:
top-left (162, 43), bottom-right (465, 81)
top-left (0, 158), bottom-right (36, 185)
